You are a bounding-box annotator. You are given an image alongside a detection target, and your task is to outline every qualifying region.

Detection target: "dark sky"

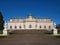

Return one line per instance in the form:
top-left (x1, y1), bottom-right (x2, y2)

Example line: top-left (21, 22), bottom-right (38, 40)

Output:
top-left (0, 0), bottom-right (60, 24)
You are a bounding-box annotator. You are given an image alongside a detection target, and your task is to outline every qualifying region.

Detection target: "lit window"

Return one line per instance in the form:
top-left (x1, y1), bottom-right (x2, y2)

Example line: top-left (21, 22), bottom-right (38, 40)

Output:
top-left (29, 24), bottom-right (32, 28)
top-left (10, 26), bottom-right (12, 29)
top-left (15, 26), bottom-right (17, 29)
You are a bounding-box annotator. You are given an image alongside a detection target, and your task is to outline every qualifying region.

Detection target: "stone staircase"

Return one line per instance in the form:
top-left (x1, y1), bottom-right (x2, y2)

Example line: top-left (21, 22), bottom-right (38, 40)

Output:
top-left (8, 30), bottom-right (52, 35)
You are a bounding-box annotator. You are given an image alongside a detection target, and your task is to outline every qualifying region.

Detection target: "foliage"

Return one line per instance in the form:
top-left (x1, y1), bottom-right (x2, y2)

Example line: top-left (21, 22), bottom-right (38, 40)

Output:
top-left (0, 12), bottom-right (4, 31)
top-left (56, 24), bottom-right (60, 29)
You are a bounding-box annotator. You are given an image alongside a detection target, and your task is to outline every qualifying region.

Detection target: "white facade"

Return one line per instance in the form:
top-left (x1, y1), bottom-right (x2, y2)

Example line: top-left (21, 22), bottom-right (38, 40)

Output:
top-left (7, 14), bottom-right (54, 30)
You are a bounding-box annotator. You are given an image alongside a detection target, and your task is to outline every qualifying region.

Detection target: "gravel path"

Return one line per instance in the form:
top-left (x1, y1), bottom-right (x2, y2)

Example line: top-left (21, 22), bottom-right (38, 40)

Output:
top-left (0, 34), bottom-right (60, 45)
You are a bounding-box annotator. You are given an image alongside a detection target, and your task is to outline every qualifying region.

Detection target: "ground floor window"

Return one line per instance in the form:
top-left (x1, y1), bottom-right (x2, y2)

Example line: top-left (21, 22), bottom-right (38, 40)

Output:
top-left (35, 25), bottom-right (37, 28)
top-left (24, 25), bottom-right (25, 28)
top-left (39, 26), bottom-right (41, 28)
top-left (19, 26), bottom-right (21, 28)
top-left (29, 24), bottom-right (32, 28)
top-left (10, 26), bottom-right (12, 29)
top-left (15, 26), bottom-right (17, 29)
top-left (44, 26), bottom-right (46, 29)
top-left (49, 26), bottom-right (51, 29)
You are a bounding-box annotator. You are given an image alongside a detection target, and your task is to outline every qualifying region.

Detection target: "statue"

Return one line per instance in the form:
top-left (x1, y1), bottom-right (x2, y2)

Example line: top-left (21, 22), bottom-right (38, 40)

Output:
top-left (53, 22), bottom-right (58, 35)
top-left (3, 21), bottom-right (8, 36)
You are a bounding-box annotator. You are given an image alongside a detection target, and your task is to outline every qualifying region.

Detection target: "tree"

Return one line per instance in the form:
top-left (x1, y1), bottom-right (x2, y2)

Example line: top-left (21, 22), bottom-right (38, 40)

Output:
top-left (0, 12), bottom-right (4, 32)
top-left (56, 24), bottom-right (60, 29)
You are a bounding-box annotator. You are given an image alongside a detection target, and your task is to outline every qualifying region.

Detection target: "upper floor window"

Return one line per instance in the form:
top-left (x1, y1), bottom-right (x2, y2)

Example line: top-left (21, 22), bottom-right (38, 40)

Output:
top-left (10, 26), bottom-right (12, 29)
top-left (29, 24), bottom-right (32, 28)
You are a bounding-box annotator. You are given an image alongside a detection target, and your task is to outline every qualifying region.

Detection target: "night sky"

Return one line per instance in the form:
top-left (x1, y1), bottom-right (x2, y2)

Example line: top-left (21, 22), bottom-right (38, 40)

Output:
top-left (0, 0), bottom-right (60, 24)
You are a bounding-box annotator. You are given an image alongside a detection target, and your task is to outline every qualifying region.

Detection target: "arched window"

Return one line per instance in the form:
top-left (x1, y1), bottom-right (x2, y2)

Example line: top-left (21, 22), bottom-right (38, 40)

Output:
top-left (44, 26), bottom-right (46, 29)
top-left (35, 25), bottom-right (37, 28)
top-left (39, 26), bottom-right (41, 28)
top-left (29, 24), bottom-right (32, 28)
top-left (19, 26), bottom-right (21, 28)
top-left (15, 26), bottom-right (17, 29)
top-left (49, 26), bottom-right (51, 29)
top-left (10, 26), bottom-right (12, 29)
top-left (24, 25), bottom-right (25, 28)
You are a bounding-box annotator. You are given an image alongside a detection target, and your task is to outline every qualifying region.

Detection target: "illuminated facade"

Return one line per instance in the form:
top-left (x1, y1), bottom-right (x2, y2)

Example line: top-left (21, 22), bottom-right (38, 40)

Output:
top-left (7, 14), bottom-right (54, 30)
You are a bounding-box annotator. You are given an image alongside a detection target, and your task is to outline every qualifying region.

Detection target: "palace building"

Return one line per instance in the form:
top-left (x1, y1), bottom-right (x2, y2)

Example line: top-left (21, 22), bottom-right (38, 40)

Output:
top-left (7, 14), bottom-right (55, 31)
